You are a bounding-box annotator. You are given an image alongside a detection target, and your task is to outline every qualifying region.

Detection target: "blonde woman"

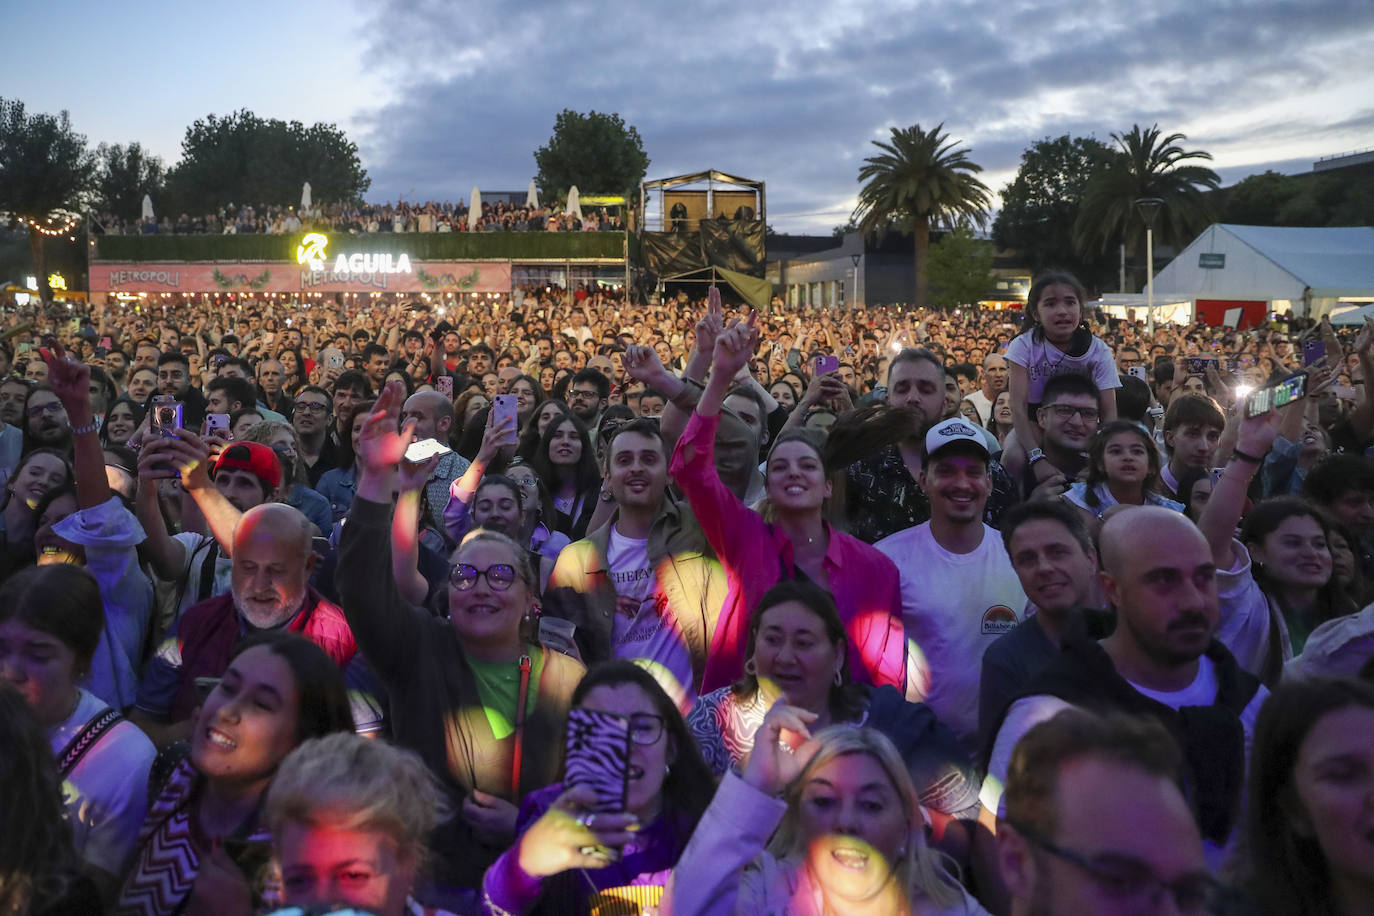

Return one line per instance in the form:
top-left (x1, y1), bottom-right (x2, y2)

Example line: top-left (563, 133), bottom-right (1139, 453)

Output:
top-left (665, 706), bottom-right (986, 915)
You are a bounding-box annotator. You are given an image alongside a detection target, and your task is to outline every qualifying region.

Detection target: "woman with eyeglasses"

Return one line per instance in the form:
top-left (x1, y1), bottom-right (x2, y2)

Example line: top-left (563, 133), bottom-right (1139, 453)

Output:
top-left (482, 661), bottom-right (717, 916)
top-left (337, 381), bottom-right (585, 907)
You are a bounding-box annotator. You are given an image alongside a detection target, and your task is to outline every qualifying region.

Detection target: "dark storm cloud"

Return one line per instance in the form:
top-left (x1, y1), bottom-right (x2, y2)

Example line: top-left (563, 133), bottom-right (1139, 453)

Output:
top-left (355, 0), bottom-right (1374, 231)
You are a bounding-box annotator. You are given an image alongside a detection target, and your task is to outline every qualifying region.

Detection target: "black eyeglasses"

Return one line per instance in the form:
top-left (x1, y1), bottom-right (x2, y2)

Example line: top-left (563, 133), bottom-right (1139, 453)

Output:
top-left (294, 401), bottom-right (329, 414)
top-left (1044, 404), bottom-right (1100, 423)
top-left (628, 713), bottom-right (667, 746)
top-left (1010, 823), bottom-right (1223, 914)
top-left (450, 562), bottom-right (518, 591)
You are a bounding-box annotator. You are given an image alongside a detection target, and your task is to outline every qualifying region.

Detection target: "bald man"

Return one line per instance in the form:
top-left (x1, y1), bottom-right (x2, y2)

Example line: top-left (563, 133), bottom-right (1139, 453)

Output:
top-left (131, 503), bottom-right (374, 745)
top-left (964, 353), bottom-right (1008, 425)
top-left (982, 506), bottom-right (1268, 868)
top-left (401, 389), bottom-right (471, 531)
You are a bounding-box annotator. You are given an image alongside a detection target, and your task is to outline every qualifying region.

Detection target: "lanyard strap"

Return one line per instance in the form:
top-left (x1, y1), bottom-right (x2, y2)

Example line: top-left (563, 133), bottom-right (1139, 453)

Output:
top-left (510, 654), bottom-right (532, 792)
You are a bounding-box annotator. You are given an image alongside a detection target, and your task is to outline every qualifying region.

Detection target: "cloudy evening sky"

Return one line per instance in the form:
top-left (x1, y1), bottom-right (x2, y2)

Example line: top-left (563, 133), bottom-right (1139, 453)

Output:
top-left (6, 0), bottom-right (1374, 233)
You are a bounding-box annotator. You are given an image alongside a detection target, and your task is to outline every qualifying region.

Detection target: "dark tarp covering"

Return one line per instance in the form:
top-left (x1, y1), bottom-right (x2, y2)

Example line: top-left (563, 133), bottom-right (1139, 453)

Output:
top-left (641, 219), bottom-right (764, 279)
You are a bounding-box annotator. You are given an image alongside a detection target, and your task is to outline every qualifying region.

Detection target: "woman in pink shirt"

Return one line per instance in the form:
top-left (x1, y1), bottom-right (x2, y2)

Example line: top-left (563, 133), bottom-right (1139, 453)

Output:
top-left (670, 310), bottom-right (908, 694)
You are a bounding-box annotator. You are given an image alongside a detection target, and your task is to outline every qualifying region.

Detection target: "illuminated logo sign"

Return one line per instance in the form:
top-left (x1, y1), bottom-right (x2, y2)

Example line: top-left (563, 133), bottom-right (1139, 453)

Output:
top-left (47, 272), bottom-right (67, 291)
top-left (296, 232), bottom-right (412, 275)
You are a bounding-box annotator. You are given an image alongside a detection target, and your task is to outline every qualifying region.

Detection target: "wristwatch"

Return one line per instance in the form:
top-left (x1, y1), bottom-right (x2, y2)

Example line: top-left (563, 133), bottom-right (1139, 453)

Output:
top-left (1028, 448), bottom-right (1046, 466)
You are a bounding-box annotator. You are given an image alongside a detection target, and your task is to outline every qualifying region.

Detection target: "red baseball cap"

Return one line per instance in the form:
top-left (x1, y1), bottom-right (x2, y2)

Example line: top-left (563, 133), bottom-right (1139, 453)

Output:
top-left (213, 441), bottom-right (282, 490)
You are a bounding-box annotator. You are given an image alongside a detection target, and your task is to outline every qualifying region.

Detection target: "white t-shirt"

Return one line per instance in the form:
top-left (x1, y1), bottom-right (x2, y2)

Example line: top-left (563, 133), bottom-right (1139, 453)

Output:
top-left (1004, 333), bottom-right (1121, 405)
top-left (607, 526), bottom-right (695, 712)
top-left (48, 688), bottom-right (156, 877)
top-left (982, 654), bottom-right (1268, 871)
top-left (874, 522), bottom-right (1027, 750)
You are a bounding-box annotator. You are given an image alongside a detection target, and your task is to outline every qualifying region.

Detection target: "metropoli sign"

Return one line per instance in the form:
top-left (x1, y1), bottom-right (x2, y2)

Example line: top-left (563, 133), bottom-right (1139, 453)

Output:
top-left (296, 232), bottom-right (412, 275)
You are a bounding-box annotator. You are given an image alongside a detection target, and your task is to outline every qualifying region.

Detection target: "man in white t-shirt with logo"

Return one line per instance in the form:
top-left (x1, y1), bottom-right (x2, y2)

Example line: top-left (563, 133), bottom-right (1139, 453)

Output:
top-left (546, 418), bottom-right (725, 712)
top-left (875, 417), bottom-right (1028, 751)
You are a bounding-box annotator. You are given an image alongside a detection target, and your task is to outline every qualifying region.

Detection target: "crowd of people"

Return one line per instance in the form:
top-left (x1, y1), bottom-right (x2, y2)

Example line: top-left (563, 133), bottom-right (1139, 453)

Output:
top-left (1, 273), bottom-right (1373, 916)
top-left (92, 199), bottom-right (625, 238)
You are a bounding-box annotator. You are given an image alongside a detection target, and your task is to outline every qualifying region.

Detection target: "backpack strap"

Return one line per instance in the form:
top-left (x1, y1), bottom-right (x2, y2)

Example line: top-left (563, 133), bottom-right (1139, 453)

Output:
top-left (57, 707), bottom-right (123, 777)
top-left (196, 538), bottom-right (220, 604)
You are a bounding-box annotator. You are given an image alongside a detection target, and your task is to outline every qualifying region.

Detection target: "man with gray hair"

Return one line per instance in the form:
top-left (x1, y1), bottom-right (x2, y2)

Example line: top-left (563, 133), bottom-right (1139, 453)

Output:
top-left (131, 502), bottom-right (376, 745)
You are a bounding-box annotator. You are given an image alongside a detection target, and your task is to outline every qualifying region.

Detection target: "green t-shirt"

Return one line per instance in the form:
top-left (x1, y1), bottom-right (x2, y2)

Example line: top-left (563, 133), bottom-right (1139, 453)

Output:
top-left (465, 645), bottom-right (545, 739)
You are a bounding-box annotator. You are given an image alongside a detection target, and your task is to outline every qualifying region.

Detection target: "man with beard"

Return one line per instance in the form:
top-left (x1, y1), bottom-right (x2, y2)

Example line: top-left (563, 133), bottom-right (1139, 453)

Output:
top-left (0, 375), bottom-right (30, 428)
top-left (997, 710), bottom-right (1214, 916)
top-left (155, 351), bottom-right (207, 430)
top-left (135, 437), bottom-right (282, 627)
top-left (22, 386), bottom-right (73, 456)
top-left (983, 506), bottom-right (1268, 868)
top-left (964, 353), bottom-right (1008, 425)
top-left (131, 501), bottom-right (372, 746)
top-left (846, 348), bottom-right (1017, 543)
top-left (875, 418), bottom-right (1028, 751)
top-left (292, 384), bottom-right (339, 485)
top-left (566, 367), bottom-right (609, 427)
top-left (545, 418), bottom-right (721, 711)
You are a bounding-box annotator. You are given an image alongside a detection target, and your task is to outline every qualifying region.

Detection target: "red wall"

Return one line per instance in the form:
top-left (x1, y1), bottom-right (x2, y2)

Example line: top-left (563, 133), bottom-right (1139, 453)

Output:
top-left (1194, 299), bottom-right (1268, 329)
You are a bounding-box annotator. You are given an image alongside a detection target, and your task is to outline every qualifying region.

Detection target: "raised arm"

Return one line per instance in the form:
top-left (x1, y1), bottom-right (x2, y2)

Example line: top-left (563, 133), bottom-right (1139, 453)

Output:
top-left (392, 453), bottom-right (441, 607)
top-left (1198, 402), bottom-right (1284, 568)
top-left (43, 345), bottom-right (109, 510)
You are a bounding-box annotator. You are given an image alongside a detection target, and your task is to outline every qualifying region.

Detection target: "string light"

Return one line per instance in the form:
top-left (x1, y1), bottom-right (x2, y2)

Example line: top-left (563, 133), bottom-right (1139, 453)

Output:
top-left (17, 215), bottom-right (80, 237)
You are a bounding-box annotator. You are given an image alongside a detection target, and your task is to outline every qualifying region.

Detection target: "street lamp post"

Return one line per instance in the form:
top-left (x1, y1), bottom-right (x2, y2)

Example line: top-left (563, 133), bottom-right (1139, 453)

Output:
top-left (850, 253), bottom-right (861, 310)
top-left (1135, 197), bottom-right (1163, 335)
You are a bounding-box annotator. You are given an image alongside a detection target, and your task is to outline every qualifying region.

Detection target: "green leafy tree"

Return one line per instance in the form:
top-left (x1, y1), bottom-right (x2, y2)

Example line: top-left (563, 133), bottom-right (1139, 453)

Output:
top-left (534, 109), bottom-right (649, 203)
top-left (95, 142), bottom-right (166, 219)
top-left (992, 134), bottom-right (1116, 289)
top-left (926, 223), bottom-right (995, 309)
top-left (0, 98), bottom-right (95, 301)
top-left (1220, 170), bottom-right (1292, 225)
top-left (164, 109), bottom-right (370, 213)
top-left (851, 123), bottom-right (991, 309)
top-left (1073, 124), bottom-right (1220, 263)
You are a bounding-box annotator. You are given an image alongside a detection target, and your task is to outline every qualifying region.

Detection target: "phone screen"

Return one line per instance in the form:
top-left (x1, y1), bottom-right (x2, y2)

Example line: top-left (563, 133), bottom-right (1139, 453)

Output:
top-left (1302, 339), bottom-right (1325, 366)
top-left (1247, 372), bottom-right (1308, 418)
top-left (491, 395), bottom-right (518, 444)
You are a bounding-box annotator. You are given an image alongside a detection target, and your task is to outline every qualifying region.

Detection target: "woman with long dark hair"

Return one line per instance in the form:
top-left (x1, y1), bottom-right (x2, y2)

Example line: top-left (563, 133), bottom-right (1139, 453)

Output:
top-left (1237, 677), bottom-right (1374, 916)
top-left (529, 411), bottom-right (600, 540)
top-left (315, 399), bottom-right (374, 523)
top-left (482, 661), bottom-right (718, 915)
top-left (0, 682), bottom-right (103, 916)
top-left (115, 631), bottom-right (355, 916)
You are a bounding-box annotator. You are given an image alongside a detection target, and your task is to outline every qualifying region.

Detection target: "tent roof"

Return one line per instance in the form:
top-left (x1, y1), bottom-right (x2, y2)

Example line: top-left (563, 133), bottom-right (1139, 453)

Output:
top-left (1216, 224), bottom-right (1374, 298)
top-left (641, 170), bottom-right (763, 191)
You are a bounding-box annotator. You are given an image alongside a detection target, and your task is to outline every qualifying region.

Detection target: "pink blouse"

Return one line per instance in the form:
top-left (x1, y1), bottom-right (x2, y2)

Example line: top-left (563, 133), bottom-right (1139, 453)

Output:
top-left (670, 412), bottom-right (908, 693)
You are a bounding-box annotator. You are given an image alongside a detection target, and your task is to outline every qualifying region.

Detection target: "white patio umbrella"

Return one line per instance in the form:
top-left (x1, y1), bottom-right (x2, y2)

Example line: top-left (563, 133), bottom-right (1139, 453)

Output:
top-left (301, 182), bottom-right (312, 210)
top-left (141, 194), bottom-right (154, 220)
top-left (565, 185), bottom-right (582, 221)
top-left (468, 187), bottom-right (482, 231)
top-left (526, 180), bottom-right (539, 209)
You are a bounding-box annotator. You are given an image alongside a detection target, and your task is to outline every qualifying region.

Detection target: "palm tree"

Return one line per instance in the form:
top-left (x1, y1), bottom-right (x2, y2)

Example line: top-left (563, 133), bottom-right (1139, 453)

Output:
top-left (1073, 124), bottom-right (1220, 260)
top-left (851, 123), bottom-right (991, 310)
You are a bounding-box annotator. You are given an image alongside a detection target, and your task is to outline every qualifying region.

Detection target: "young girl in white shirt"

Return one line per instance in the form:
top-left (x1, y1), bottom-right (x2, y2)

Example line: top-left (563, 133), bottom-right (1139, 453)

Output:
top-left (1003, 271), bottom-right (1120, 485)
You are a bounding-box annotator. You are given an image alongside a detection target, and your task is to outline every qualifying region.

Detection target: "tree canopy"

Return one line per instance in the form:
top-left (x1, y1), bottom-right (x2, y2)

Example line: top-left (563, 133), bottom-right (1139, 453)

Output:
top-left (992, 134), bottom-right (1116, 290)
top-left (851, 122), bottom-right (991, 309)
top-left (163, 109), bottom-right (370, 214)
top-left (534, 109), bottom-right (649, 203)
top-left (927, 222), bottom-right (995, 309)
top-left (95, 142), bottom-right (166, 220)
top-left (1073, 124), bottom-right (1220, 260)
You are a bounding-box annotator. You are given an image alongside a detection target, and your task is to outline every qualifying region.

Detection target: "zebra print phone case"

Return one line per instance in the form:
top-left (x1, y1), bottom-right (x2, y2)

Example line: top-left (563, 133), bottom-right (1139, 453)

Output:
top-left (564, 708), bottom-right (632, 813)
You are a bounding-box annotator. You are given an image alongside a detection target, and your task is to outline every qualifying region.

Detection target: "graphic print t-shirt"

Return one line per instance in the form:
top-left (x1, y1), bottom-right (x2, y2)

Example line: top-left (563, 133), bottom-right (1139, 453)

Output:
top-left (607, 526), bottom-right (694, 711)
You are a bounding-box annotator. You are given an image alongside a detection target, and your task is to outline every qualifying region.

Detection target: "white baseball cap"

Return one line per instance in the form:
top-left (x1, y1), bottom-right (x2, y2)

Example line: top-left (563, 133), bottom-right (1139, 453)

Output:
top-left (923, 417), bottom-right (990, 459)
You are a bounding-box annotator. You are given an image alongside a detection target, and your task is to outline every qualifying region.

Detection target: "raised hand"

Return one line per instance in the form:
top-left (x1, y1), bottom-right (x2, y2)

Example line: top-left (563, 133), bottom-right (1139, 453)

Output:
top-left (357, 380), bottom-right (416, 474)
top-left (742, 700), bottom-right (818, 797)
top-left (621, 344), bottom-right (667, 384)
top-left (397, 452), bottom-right (440, 493)
top-left (41, 341), bottom-right (91, 412)
top-left (712, 311), bottom-right (760, 380)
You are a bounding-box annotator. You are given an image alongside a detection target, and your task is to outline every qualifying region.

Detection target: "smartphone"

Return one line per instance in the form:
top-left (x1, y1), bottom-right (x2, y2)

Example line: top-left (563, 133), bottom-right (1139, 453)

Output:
top-left (1186, 357), bottom-right (1217, 375)
top-left (404, 437), bottom-right (452, 463)
top-left (1246, 371), bottom-right (1309, 418)
top-left (1302, 339), bottom-right (1325, 366)
top-left (193, 676), bottom-right (221, 703)
top-left (203, 413), bottom-right (230, 437)
top-left (323, 347), bottom-right (345, 369)
top-left (815, 354), bottom-right (840, 375)
top-left (150, 396), bottom-right (183, 437)
top-left (564, 708), bottom-right (631, 815)
top-left (99, 336), bottom-right (112, 349)
top-left (94, 346), bottom-right (108, 359)
top-left (435, 376), bottom-right (454, 398)
top-left (1127, 366), bottom-right (1148, 382)
top-left (1332, 384), bottom-right (1359, 401)
top-left (492, 394), bottom-right (518, 445)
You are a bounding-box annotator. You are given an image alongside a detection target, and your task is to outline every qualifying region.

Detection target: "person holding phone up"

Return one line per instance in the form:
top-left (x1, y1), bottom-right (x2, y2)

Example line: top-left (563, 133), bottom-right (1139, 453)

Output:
top-left (482, 661), bottom-right (718, 916)
top-left (336, 380), bottom-right (585, 904)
